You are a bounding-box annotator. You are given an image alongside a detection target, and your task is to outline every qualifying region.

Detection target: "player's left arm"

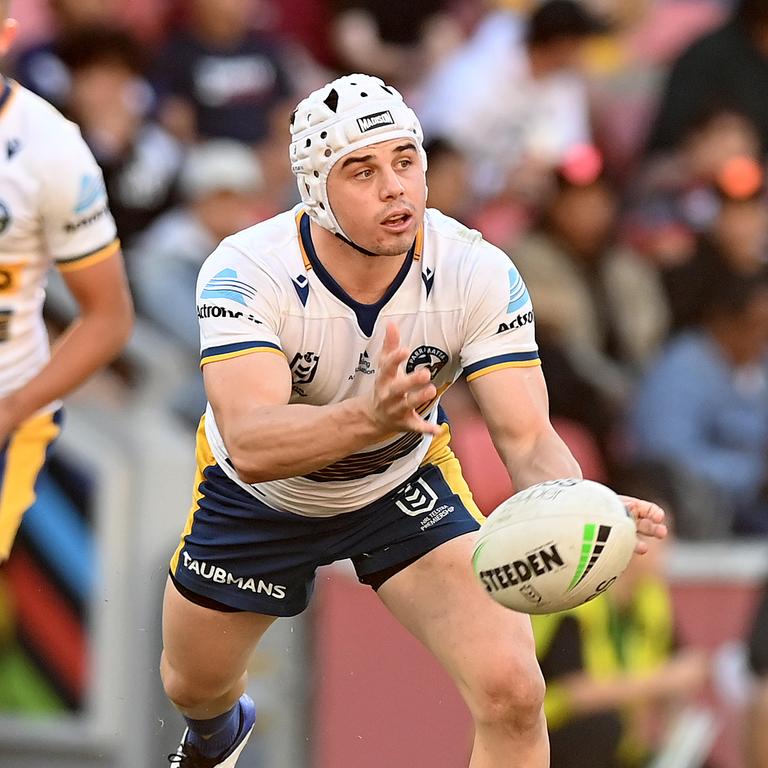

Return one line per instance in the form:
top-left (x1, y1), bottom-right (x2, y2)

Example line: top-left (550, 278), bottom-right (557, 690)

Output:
top-left (462, 240), bottom-right (665, 550)
top-left (469, 365), bottom-right (665, 551)
top-left (0, 251), bottom-right (133, 436)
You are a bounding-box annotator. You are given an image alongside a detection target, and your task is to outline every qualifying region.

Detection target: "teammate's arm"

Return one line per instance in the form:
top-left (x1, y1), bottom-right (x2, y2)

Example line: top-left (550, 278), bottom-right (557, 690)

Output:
top-left (0, 252), bottom-right (133, 438)
top-left (205, 323), bottom-right (440, 483)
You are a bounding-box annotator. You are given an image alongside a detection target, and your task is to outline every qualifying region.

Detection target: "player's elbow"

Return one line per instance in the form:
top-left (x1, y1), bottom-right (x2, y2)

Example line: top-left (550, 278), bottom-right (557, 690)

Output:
top-left (228, 451), bottom-right (271, 485)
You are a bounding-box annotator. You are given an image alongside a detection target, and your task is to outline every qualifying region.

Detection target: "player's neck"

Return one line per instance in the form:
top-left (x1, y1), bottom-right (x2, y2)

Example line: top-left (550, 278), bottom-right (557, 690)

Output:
top-left (309, 220), bottom-right (410, 304)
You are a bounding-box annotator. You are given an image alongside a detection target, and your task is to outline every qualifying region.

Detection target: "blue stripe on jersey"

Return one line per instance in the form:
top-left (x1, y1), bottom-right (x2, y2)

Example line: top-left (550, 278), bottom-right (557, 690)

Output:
top-left (201, 341), bottom-right (281, 360)
top-left (299, 212), bottom-right (415, 337)
top-left (507, 267), bottom-right (530, 313)
top-left (463, 351), bottom-right (540, 378)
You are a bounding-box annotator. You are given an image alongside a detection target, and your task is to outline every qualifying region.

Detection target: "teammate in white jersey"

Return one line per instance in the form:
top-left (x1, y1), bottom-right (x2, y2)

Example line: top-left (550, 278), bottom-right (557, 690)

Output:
top-left (161, 74), bottom-right (666, 768)
top-left (0, 2), bottom-right (133, 561)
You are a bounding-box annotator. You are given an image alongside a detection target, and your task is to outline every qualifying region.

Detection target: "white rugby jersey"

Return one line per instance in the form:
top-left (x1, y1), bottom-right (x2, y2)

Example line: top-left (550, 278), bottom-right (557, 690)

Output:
top-left (0, 81), bottom-right (119, 405)
top-left (197, 205), bottom-right (539, 515)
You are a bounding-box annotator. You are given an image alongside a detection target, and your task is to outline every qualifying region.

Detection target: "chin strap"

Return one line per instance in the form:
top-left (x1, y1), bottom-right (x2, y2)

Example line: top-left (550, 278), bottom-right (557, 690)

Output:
top-left (334, 232), bottom-right (382, 257)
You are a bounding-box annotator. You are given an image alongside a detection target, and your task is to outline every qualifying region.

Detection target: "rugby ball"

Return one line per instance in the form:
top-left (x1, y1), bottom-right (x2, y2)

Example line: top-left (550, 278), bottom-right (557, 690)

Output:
top-left (472, 479), bottom-right (636, 614)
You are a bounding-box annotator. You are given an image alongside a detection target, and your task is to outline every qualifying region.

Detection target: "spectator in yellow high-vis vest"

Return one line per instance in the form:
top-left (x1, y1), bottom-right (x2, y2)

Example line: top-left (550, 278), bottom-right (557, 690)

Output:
top-left (532, 522), bottom-right (710, 767)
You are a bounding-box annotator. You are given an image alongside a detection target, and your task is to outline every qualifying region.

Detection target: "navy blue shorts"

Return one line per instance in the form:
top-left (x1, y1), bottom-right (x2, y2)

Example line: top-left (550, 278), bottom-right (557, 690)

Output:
top-left (170, 420), bottom-right (483, 617)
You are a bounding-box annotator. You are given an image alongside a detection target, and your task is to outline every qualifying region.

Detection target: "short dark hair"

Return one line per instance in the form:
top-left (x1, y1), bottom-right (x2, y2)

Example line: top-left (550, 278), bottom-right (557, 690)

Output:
top-left (737, 0), bottom-right (768, 28)
top-left (57, 26), bottom-right (146, 76)
top-left (423, 137), bottom-right (462, 165)
top-left (706, 270), bottom-right (768, 321)
top-left (527, 0), bottom-right (608, 47)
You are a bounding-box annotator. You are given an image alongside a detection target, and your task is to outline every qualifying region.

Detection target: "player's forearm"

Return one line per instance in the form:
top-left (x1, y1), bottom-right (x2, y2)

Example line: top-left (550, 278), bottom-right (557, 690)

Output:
top-left (499, 427), bottom-right (582, 490)
top-left (4, 305), bottom-right (133, 426)
top-left (224, 396), bottom-right (388, 483)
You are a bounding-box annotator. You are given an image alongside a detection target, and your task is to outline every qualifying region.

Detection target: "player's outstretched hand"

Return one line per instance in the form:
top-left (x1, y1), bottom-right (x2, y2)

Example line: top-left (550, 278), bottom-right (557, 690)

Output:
top-left (621, 496), bottom-right (667, 555)
top-left (368, 323), bottom-right (441, 436)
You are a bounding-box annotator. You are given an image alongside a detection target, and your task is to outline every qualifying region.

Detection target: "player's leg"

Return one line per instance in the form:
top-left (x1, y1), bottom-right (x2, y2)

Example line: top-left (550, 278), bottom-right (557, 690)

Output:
top-left (161, 576), bottom-right (276, 718)
top-left (377, 532), bottom-right (548, 768)
top-left (0, 410), bottom-right (61, 562)
top-left (160, 576), bottom-right (276, 764)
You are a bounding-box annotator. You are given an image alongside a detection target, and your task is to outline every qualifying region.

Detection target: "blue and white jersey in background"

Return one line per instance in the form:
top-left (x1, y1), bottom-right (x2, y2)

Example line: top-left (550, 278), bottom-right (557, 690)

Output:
top-left (0, 81), bottom-right (119, 409)
top-left (196, 205), bottom-right (539, 516)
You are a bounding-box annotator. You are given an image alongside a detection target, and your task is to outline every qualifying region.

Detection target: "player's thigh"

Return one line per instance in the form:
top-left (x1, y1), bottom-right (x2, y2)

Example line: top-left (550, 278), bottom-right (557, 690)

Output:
top-left (161, 576), bottom-right (277, 689)
top-left (376, 532), bottom-right (542, 708)
top-left (0, 410), bottom-right (61, 560)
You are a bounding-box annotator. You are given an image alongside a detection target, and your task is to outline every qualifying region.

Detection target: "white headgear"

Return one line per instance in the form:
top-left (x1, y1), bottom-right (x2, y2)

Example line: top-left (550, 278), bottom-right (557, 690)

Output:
top-left (289, 74), bottom-right (427, 240)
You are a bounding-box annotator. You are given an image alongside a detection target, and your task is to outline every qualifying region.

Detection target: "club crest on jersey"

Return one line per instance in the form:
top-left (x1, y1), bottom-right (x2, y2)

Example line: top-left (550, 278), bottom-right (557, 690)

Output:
top-left (406, 345), bottom-right (448, 380)
top-left (290, 351), bottom-right (320, 385)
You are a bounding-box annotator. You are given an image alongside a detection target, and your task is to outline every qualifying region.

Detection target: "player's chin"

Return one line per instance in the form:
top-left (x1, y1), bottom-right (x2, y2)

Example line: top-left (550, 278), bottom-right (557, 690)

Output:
top-left (374, 224), bottom-right (418, 255)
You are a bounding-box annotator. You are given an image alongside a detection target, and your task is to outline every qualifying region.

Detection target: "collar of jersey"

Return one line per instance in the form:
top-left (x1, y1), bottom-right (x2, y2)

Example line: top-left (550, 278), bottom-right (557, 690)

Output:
top-left (298, 210), bottom-right (416, 337)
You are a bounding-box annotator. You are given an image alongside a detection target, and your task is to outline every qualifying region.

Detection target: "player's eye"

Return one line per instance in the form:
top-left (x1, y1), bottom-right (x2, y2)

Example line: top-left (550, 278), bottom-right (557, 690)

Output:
top-left (398, 158), bottom-right (412, 169)
top-left (355, 168), bottom-right (373, 179)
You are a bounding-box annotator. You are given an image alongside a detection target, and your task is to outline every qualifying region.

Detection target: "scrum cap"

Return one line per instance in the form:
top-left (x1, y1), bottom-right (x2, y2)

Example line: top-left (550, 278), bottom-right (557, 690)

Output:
top-left (289, 74), bottom-right (426, 240)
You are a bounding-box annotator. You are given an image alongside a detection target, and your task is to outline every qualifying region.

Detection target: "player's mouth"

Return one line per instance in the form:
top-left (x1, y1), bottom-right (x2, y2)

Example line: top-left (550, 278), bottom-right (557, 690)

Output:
top-left (380, 209), bottom-right (414, 233)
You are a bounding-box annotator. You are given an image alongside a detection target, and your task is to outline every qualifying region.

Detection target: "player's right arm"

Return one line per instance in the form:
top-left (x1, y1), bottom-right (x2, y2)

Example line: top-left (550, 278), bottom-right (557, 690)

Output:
top-left (204, 322), bottom-right (439, 484)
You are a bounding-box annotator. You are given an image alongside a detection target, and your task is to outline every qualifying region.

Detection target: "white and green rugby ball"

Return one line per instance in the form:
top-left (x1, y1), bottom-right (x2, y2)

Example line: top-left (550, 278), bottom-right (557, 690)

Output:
top-left (472, 479), bottom-right (636, 614)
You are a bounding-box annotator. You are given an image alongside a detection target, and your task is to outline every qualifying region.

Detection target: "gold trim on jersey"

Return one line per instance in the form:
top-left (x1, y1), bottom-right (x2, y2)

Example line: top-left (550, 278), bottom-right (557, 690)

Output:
top-left (200, 345), bottom-right (286, 368)
top-left (465, 358), bottom-right (541, 383)
top-left (421, 421), bottom-right (484, 524)
top-left (56, 238), bottom-right (121, 274)
top-left (0, 81), bottom-right (19, 122)
top-left (0, 262), bottom-right (25, 295)
top-left (0, 410), bottom-right (61, 561)
top-left (170, 416), bottom-right (217, 574)
top-left (295, 211), bottom-right (313, 271)
top-left (412, 224), bottom-right (424, 261)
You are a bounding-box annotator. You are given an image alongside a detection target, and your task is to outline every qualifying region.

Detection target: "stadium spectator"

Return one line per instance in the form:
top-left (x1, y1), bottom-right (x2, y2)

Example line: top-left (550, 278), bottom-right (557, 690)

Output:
top-left (11, 0), bottom-right (118, 108)
top-left (329, 0), bottom-right (462, 89)
top-left (630, 272), bottom-right (768, 536)
top-left (660, 155), bottom-right (768, 332)
top-left (511, 146), bottom-right (669, 407)
top-left (418, 0), bottom-right (606, 197)
top-left (532, 508), bottom-right (710, 768)
top-left (153, 0), bottom-right (295, 146)
top-left (58, 26), bottom-right (183, 251)
top-left (627, 107), bottom-right (762, 268)
top-left (647, 0), bottom-right (768, 155)
top-left (131, 140), bottom-right (265, 422)
top-left (423, 138), bottom-right (472, 220)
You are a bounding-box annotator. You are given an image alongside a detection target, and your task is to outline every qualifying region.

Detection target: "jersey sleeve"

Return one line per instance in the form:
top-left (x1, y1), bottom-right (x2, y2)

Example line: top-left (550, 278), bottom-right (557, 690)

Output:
top-left (197, 241), bottom-right (284, 367)
top-left (460, 240), bottom-right (539, 382)
top-left (38, 122), bottom-right (120, 272)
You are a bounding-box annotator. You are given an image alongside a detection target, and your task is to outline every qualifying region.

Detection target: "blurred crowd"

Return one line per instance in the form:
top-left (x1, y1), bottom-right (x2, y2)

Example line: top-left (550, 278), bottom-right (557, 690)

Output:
top-left (12, 0), bottom-right (768, 542)
top-left (9, 1), bottom-right (768, 765)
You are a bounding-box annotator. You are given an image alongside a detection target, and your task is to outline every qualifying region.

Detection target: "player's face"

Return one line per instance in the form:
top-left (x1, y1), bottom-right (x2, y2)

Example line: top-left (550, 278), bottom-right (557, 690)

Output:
top-left (327, 138), bottom-right (426, 257)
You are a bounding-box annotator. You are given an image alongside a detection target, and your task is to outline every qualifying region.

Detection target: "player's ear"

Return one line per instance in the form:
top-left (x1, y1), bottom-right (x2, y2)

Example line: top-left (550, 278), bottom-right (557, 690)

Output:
top-left (0, 17), bottom-right (18, 58)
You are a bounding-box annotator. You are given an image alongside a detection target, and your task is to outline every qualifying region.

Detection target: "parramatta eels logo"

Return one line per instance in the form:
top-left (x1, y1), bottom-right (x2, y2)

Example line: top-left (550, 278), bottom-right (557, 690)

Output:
top-left (567, 523), bottom-right (612, 591)
top-left (405, 345), bottom-right (448, 380)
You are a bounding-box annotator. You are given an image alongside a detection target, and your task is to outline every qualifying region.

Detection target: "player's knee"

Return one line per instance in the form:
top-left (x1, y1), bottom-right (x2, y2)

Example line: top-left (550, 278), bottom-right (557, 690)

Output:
top-left (468, 657), bottom-right (546, 731)
top-left (160, 652), bottom-right (236, 712)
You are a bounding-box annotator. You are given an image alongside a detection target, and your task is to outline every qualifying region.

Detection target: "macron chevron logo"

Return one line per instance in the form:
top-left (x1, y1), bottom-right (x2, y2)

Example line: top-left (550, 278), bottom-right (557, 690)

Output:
top-left (74, 174), bottom-right (106, 214)
top-left (292, 274), bottom-right (309, 306)
top-left (421, 267), bottom-right (435, 298)
top-left (507, 267), bottom-right (530, 313)
top-left (200, 269), bottom-right (256, 305)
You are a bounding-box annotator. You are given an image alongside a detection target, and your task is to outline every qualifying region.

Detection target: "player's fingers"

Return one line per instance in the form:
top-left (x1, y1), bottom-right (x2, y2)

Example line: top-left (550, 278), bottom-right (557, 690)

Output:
top-left (404, 413), bottom-right (442, 435)
top-left (621, 496), bottom-right (666, 527)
